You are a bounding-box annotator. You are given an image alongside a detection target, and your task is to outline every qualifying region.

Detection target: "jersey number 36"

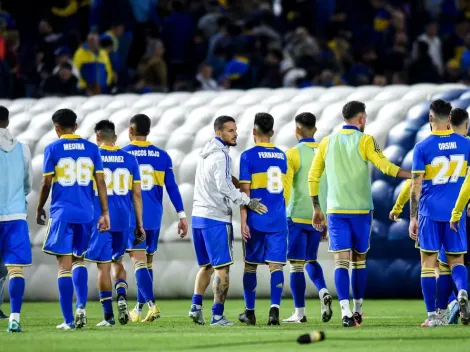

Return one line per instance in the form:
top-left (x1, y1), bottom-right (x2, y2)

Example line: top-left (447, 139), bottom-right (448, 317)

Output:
top-left (57, 157), bottom-right (93, 187)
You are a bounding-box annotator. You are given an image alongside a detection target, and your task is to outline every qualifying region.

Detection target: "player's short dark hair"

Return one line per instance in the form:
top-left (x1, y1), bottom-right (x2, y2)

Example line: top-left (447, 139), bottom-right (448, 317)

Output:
top-left (52, 109), bottom-right (77, 128)
top-left (450, 108), bottom-right (469, 126)
top-left (130, 114), bottom-right (151, 136)
top-left (254, 112), bottom-right (274, 134)
top-left (342, 101), bottom-right (366, 120)
top-left (94, 120), bottom-right (116, 138)
top-left (430, 99), bottom-right (452, 119)
top-left (214, 115), bottom-right (235, 131)
top-left (295, 112), bottom-right (316, 128)
top-left (0, 106), bottom-right (9, 121)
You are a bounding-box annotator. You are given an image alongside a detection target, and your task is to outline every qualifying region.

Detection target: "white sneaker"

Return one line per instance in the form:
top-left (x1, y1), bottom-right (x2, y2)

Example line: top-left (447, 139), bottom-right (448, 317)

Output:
top-left (437, 310), bottom-right (449, 325)
top-left (282, 313), bottom-right (307, 323)
top-left (74, 308), bottom-right (87, 329)
top-left (56, 322), bottom-right (75, 330)
top-left (458, 290), bottom-right (470, 325)
top-left (96, 319), bottom-right (115, 327)
top-left (189, 305), bottom-right (206, 325)
top-left (421, 316), bottom-right (444, 327)
top-left (210, 316), bottom-right (234, 326)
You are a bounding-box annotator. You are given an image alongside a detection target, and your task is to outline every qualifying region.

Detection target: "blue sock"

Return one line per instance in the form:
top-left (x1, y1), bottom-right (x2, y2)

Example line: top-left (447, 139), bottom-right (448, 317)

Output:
top-left (114, 279), bottom-right (128, 299)
top-left (72, 262), bottom-right (88, 309)
top-left (243, 269), bottom-right (257, 310)
top-left (191, 294), bottom-right (203, 306)
top-left (134, 261), bottom-right (155, 303)
top-left (452, 264), bottom-right (469, 292)
top-left (351, 261), bottom-right (367, 300)
top-left (305, 261), bottom-right (327, 291)
top-left (270, 269), bottom-right (284, 306)
top-left (8, 270), bottom-right (25, 314)
top-left (212, 303), bottom-right (224, 317)
top-left (334, 260), bottom-right (350, 301)
top-left (290, 264), bottom-right (306, 308)
top-left (99, 291), bottom-right (114, 319)
top-left (421, 267), bottom-right (436, 312)
top-left (58, 270), bottom-right (74, 324)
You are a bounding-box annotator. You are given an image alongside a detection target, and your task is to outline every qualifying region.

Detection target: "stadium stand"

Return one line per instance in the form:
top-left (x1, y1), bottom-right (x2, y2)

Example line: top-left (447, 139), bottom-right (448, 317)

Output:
top-left (1, 83), bottom-right (468, 301)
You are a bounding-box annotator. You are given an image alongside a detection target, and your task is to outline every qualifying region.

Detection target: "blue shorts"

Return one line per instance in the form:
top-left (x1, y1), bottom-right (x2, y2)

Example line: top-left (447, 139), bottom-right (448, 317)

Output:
top-left (193, 224), bottom-right (233, 268)
top-left (287, 220), bottom-right (321, 262)
top-left (85, 225), bottom-right (127, 263)
top-left (244, 228), bottom-right (287, 265)
top-left (127, 229), bottom-right (160, 255)
top-left (327, 213), bottom-right (372, 254)
top-left (0, 220), bottom-right (32, 266)
top-left (42, 218), bottom-right (92, 258)
top-left (417, 216), bottom-right (467, 254)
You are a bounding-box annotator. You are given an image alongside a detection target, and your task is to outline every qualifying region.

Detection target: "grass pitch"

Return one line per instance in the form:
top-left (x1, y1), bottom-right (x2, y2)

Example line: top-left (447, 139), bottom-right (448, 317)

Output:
top-left (0, 299), bottom-right (469, 351)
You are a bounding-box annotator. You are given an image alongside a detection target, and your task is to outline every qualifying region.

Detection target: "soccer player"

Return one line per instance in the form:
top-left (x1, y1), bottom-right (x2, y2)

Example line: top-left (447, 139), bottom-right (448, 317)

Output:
top-left (410, 100), bottom-right (470, 326)
top-left (85, 120), bottom-right (146, 326)
top-left (189, 115), bottom-right (267, 326)
top-left (0, 106), bottom-right (33, 332)
top-left (309, 101), bottom-right (411, 327)
top-left (389, 107), bottom-right (469, 324)
top-left (122, 114), bottom-right (188, 323)
top-left (282, 112), bottom-right (332, 324)
top-left (37, 109), bottom-right (110, 330)
top-left (237, 113), bottom-right (287, 326)
top-left (0, 257), bottom-right (7, 319)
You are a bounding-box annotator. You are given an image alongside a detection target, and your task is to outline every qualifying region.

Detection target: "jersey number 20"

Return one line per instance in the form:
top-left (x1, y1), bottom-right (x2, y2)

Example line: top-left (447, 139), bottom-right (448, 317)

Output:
top-left (431, 154), bottom-right (465, 185)
top-left (103, 168), bottom-right (131, 195)
top-left (267, 166), bottom-right (284, 194)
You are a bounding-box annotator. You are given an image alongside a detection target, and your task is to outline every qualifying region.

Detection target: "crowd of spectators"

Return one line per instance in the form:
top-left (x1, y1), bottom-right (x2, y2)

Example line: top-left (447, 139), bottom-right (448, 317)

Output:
top-left (2, 0), bottom-right (470, 99)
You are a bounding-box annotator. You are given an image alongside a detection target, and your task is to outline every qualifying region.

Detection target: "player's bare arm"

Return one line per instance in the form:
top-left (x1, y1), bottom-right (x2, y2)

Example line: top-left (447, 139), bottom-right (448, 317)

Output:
top-left (311, 195), bottom-right (325, 232)
top-left (36, 175), bottom-right (52, 225)
top-left (132, 182), bottom-right (146, 245)
top-left (231, 175), bottom-right (240, 189)
top-left (95, 172), bottom-right (110, 232)
top-left (409, 173), bottom-right (423, 240)
top-left (240, 183), bottom-right (251, 242)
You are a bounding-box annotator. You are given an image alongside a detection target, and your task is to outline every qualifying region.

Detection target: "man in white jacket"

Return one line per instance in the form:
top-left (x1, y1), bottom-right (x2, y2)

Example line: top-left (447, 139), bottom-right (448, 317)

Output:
top-left (188, 115), bottom-right (267, 326)
top-left (0, 106), bottom-right (33, 332)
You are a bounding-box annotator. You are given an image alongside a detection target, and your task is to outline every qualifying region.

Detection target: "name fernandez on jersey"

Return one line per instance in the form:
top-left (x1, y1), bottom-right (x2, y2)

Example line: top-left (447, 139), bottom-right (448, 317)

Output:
top-left (258, 151), bottom-right (285, 159)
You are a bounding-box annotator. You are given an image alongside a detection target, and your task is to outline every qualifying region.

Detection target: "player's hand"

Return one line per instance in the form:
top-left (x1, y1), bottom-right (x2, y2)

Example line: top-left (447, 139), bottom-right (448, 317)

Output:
top-left (97, 212), bottom-right (111, 233)
top-left (450, 221), bottom-right (459, 232)
top-left (36, 208), bottom-right (46, 225)
top-left (248, 198), bottom-right (268, 214)
top-left (409, 218), bottom-right (418, 240)
top-left (389, 210), bottom-right (400, 222)
top-left (312, 209), bottom-right (325, 232)
top-left (242, 223), bottom-right (251, 242)
top-left (133, 226), bottom-right (146, 245)
top-left (178, 218), bottom-right (188, 238)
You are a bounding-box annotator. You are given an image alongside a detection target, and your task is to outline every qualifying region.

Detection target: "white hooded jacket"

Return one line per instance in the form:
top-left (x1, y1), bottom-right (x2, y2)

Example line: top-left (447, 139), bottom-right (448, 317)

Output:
top-left (192, 137), bottom-right (250, 223)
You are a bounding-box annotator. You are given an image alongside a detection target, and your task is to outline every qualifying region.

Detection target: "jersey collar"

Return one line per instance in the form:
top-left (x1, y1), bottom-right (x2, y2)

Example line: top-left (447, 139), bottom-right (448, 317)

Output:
top-left (299, 138), bottom-right (315, 143)
top-left (100, 145), bottom-right (121, 151)
top-left (130, 140), bottom-right (152, 147)
top-left (215, 137), bottom-right (226, 146)
top-left (60, 134), bottom-right (81, 139)
top-left (342, 125), bottom-right (360, 131)
top-left (256, 142), bottom-right (275, 147)
top-left (431, 130), bottom-right (453, 136)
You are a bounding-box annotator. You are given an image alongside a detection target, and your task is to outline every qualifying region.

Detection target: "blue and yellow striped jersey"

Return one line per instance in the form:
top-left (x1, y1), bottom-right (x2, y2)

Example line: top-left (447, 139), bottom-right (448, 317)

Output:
top-left (43, 134), bottom-right (103, 224)
top-left (239, 143), bottom-right (288, 232)
top-left (93, 146), bottom-right (141, 231)
top-left (412, 130), bottom-right (470, 221)
top-left (122, 141), bottom-right (184, 230)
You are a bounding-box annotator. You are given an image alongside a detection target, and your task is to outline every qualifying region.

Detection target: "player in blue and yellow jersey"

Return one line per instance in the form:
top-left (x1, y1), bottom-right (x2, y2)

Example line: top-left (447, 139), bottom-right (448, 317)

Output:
top-left (84, 120), bottom-right (147, 327)
top-left (238, 113), bottom-right (288, 326)
top-left (122, 114), bottom-right (188, 323)
top-left (36, 109), bottom-right (110, 330)
top-left (282, 112), bottom-right (332, 324)
top-left (389, 108), bottom-right (470, 324)
top-left (309, 101), bottom-right (411, 327)
top-left (411, 100), bottom-right (470, 326)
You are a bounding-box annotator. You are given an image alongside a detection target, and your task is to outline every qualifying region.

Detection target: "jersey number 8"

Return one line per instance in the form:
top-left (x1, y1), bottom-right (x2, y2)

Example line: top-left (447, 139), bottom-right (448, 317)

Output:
top-left (267, 166), bottom-right (284, 194)
top-left (103, 168), bottom-right (131, 195)
top-left (57, 157), bottom-right (93, 187)
top-left (431, 154), bottom-right (465, 185)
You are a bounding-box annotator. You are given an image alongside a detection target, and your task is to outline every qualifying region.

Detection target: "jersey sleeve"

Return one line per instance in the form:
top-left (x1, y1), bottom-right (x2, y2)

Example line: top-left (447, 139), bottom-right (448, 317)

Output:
top-left (42, 145), bottom-right (55, 176)
top-left (93, 145), bottom-right (104, 174)
top-left (412, 145), bottom-right (425, 174)
top-left (239, 151), bottom-right (251, 184)
top-left (164, 153), bottom-right (184, 213)
top-left (391, 179), bottom-right (411, 215)
top-left (308, 137), bottom-right (328, 197)
top-left (361, 135), bottom-right (400, 177)
top-left (451, 173), bottom-right (470, 222)
top-left (284, 148), bottom-right (300, 206)
top-left (130, 156), bottom-right (141, 183)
